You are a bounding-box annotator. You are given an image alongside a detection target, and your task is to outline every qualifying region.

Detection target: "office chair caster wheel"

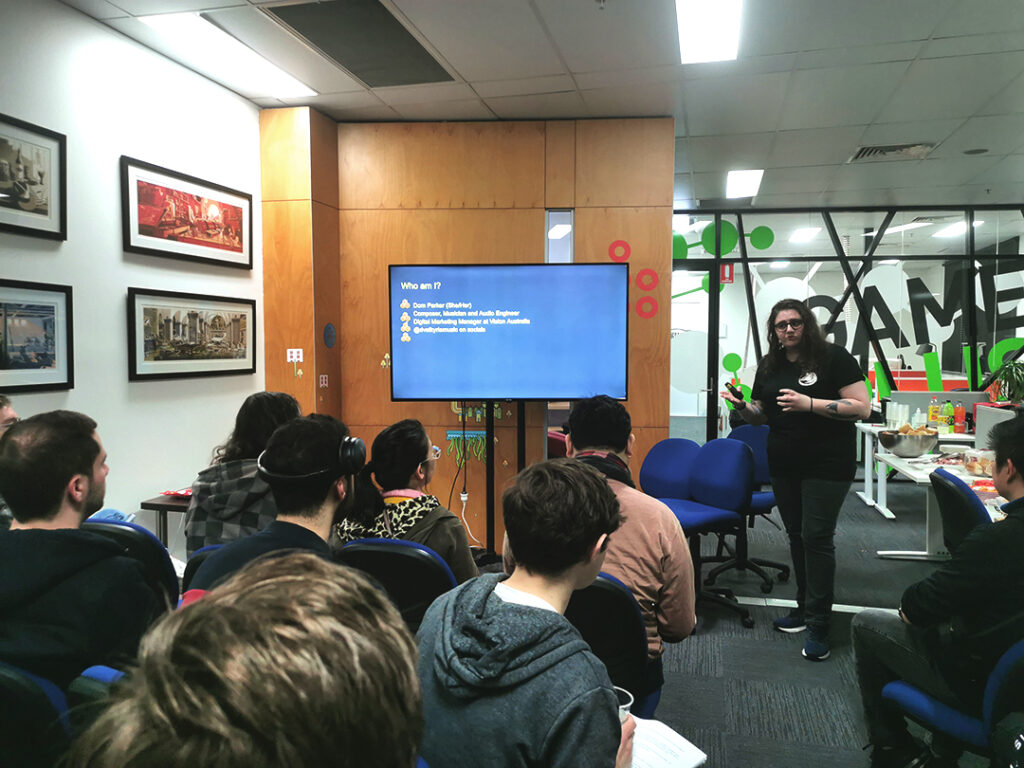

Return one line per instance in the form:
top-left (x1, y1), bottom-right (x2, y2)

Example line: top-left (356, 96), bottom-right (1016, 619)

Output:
top-left (741, 615), bottom-right (755, 628)
top-left (760, 582), bottom-right (773, 594)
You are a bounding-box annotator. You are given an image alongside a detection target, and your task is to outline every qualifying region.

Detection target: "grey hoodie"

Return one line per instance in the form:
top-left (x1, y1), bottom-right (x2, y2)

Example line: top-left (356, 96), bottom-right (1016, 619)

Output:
top-left (183, 458), bottom-right (276, 555)
top-left (417, 573), bottom-right (620, 768)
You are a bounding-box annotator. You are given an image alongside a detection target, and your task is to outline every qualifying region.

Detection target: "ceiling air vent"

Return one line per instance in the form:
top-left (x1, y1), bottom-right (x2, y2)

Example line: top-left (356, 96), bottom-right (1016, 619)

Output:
top-left (847, 143), bottom-right (935, 163)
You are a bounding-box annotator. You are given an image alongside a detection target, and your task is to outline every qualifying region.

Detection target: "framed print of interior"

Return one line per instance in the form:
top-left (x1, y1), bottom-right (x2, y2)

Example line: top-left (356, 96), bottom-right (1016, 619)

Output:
top-left (0, 279), bottom-right (74, 392)
top-left (0, 114), bottom-right (67, 240)
top-left (120, 156), bottom-right (253, 269)
top-left (127, 287), bottom-right (256, 381)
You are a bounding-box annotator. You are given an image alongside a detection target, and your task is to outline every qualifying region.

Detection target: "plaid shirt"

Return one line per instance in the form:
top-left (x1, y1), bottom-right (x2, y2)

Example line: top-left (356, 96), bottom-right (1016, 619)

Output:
top-left (184, 459), bottom-right (276, 556)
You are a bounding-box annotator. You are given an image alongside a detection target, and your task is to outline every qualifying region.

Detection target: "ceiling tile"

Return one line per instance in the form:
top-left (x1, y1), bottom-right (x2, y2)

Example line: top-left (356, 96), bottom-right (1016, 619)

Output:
top-left (967, 155), bottom-right (1024, 184)
top-left (875, 52), bottom-right (1024, 123)
top-left (205, 6), bottom-right (366, 95)
top-left (682, 71), bottom-right (790, 136)
top-left (483, 91), bottom-right (587, 120)
top-left (315, 104), bottom-right (401, 122)
top-left (391, 99), bottom-right (495, 120)
top-left (827, 161), bottom-right (924, 192)
top-left (59, 0), bottom-right (130, 19)
top-left (769, 126), bottom-right (867, 167)
top-left (858, 118), bottom-right (964, 148)
top-left (575, 64), bottom-right (683, 91)
top-left (375, 82), bottom-right (476, 106)
top-left (932, 0), bottom-right (1024, 37)
top-left (687, 133), bottom-right (773, 173)
top-left (674, 138), bottom-right (691, 172)
top-left (921, 31), bottom-right (1024, 58)
top-left (250, 97), bottom-right (287, 109)
top-left (110, 0), bottom-right (245, 12)
top-left (901, 156), bottom-right (1003, 186)
top-left (279, 91), bottom-right (382, 109)
top-left (760, 166), bottom-right (834, 195)
top-left (795, 41), bottom-right (921, 71)
top-left (673, 174), bottom-right (693, 201)
top-left (929, 115), bottom-right (1024, 159)
top-left (474, 74), bottom-right (576, 99)
top-left (533, 0), bottom-right (679, 73)
top-left (978, 71), bottom-right (1024, 117)
top-left (778, 62), bottom-right (910, 130)
top-left (391, 0), bottom-right (564, 81)
top-left (691, 172), bottom-right (724, 200)
top-left (752, 192), bottom-right (827, 208)
top-left (681, 53), bottom-right (796, 81)
top-left (579, 82), bottom-right (679, 118)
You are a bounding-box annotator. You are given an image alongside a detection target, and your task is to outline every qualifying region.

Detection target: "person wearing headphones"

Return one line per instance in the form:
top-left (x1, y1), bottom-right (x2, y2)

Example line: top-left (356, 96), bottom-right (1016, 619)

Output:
top-left (186, 414), bottom-right (365, 595)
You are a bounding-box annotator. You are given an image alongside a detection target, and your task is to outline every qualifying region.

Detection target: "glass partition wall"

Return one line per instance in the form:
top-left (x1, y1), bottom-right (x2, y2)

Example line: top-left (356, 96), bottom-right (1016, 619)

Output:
top-left (671, 206), bottom-right (1024, 442)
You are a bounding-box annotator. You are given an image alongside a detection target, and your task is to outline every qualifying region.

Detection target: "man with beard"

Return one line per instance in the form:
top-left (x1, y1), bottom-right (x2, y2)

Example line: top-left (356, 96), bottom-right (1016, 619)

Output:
top-left (187, 415), bottom-right (364, 594)
top-left (0, 410), bottom-right (159, 686)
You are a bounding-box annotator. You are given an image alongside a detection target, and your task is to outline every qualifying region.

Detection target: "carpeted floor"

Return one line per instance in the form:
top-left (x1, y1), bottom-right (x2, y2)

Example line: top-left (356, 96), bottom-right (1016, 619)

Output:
top-left (649, 482), bottom-right (991, 768)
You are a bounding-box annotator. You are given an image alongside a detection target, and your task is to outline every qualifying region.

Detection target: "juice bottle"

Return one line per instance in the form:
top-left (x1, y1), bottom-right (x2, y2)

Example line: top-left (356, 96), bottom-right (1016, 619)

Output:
top-left (927, 396), bottom-right (939, 429)
top-left (942, 400), bottom-right (955, 434)
top-left (954, 401), bottom-right (966, 434)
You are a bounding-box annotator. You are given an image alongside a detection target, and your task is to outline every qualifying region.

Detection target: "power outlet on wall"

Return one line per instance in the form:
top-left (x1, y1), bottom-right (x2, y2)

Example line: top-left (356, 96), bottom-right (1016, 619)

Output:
top-left (286, 348), bottom-right (303, 363)
top-left (319, 374), bottom-right (328, 388)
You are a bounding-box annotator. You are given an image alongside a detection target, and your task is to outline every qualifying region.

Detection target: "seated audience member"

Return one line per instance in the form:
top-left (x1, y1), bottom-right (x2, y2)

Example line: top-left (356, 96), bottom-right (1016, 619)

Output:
top-left (184, 391), bottom-right (300, 555)
top-left (335, 419), bottom-right (478, 583)
top-left (853, 414), bottom-right (1024, 768)
top-left (0, 411), bottom-right (159, 687)
top-left (417, 458), bottom-right (634, 768)
top-left (0, 393), bottom-right (18, 531)
top-left (566, 395), bottom-right (696, 678)
top-left (68, 553), bottom-right (422, 768)
top-left (187, 414), bottom-right (363, 592)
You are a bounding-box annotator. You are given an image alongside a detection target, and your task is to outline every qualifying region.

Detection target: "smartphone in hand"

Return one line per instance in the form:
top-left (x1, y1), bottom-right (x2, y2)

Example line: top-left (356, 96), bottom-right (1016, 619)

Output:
top-left (725, 382), bottom-right (744, 401)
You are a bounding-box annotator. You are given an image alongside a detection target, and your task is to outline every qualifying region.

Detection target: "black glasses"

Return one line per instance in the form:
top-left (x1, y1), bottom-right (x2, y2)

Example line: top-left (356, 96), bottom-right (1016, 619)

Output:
top-left (774, 319), bottom-right (804, 332)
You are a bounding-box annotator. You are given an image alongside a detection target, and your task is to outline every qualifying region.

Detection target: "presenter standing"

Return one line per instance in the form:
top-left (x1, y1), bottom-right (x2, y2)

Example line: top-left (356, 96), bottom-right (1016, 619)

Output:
top-left (722, 299), bottom-right (870, 661)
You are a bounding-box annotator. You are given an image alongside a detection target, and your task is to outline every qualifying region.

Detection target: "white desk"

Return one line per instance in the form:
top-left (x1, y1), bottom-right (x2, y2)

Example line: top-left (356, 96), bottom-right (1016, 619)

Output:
top-left (873, 454), bottom-right (1001, 562)
top-left (855, 423), bottom-right (975, 520)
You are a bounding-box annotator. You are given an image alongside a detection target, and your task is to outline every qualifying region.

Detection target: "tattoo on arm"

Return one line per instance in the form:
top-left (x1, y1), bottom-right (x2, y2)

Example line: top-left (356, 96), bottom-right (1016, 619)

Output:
top-left (824, 399), bottom-right (861, 421)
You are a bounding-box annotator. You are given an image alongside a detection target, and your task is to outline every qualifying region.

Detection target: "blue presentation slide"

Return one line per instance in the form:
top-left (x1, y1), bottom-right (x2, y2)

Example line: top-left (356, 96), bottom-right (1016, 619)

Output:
top-left (389, 264), bottom-right (628, 400)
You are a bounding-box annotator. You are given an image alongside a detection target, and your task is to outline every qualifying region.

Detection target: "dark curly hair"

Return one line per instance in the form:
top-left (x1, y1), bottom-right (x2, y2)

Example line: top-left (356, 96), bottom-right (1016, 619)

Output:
top-left (213, 392), bottom-right (300, 464)
top-left (762, 298), bottom-right (829, 375)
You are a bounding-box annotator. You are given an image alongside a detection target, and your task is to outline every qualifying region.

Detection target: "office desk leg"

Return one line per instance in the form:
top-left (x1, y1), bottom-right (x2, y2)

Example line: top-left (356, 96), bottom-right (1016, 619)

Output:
top-left (873, 451), bottom-right (896, 520)
top-left (157, 510), bottom-right (168, 546)
top-left (877, 488), bottom-right (950, 562)
top-left (856, 431), bottom-right (876, 508)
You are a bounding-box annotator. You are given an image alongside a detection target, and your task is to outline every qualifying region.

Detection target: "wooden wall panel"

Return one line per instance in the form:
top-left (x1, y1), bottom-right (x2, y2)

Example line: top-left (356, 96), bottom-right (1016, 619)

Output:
top-left (313, 200), bottom-right (342, 417)
top-left (310, 109), bottom-right (339, 209)
top-left (262, 200), bottom-right (316, 414)
top-left (545, 120), bottom-right (575, 208)
top-left (338, 122), bottom-right (546, 210)
top-left (260, 108), bottom-right (311, 202)
top-left (338, 208), bottom-right (545, 427)
top-left (575, 118), bottom-right (675, 208)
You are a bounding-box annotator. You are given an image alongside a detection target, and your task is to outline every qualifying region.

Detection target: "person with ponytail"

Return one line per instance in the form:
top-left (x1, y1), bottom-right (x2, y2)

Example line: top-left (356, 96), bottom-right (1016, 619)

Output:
top-left (722, 298), bottom-right (870, 662)
top-left (335, 419), bottom-right (478, 584)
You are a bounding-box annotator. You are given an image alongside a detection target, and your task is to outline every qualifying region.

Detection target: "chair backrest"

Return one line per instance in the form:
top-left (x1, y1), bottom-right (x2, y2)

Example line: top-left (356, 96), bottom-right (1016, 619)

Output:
top-left (81, 520), bottom-right (179, 609)
top-left (547, 429), bottom-right (568, 459)
top-left (727, 424), bottom-right (771, 486)
top-left (0, 662), bottom-right (70, 767)
top-left (564, 572), bottom-right (649, 699)
top-left (182, 544), bottom-right (223, 592)
top-left (929, 468), bottom-right (993, 554)
top-left (638, 438), bottom-right (700, 500)
top-left (984, 637), bottom-right (1024, 732)
top-left (335, 538), bottom-right (457, 631)
top-left (689, 439), bottom-right (754, 512)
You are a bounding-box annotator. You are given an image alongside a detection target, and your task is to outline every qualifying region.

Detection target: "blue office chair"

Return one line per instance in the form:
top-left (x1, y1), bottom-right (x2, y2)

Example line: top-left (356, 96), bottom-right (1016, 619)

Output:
top-left (654, 439), bottom-right (756, 628)
top-left (638, 438), bottom-right (700, 500)
top-left (81, 519), bottom-right (179, 610)
top-left (67, 665), bottom-right (127, 735)
top-left (335, 538), bottom-right (457, 631)
top-left (703, 425), bottom-right (790, 593)
top-left (881, 638), bottom-right (1024, 760)
top-left (0, 662), bottom-right (70, 767)
top-left (565, 572), bottom-right (661, 718)
top-left (182, 544), bottom-right (223, 593)
top-left (930, 468), bottom-right (993, 554)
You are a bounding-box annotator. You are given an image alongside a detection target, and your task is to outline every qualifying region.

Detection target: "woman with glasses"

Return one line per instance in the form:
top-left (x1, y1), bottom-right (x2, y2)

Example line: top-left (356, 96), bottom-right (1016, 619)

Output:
top-left (336, 418), bottom-right (478, 584)
top-left (722, 298), bottom-right (870, 662)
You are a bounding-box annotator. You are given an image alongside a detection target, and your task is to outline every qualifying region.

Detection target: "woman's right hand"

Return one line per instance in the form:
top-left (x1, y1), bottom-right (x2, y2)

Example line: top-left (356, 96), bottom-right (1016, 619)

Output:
top-left (721, 390), bottom-right (743, 407)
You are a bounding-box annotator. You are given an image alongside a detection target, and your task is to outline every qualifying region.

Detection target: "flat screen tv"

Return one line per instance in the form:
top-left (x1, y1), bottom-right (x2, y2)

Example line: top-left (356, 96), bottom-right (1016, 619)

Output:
top-left (389, 263), bottom-right (628, 401)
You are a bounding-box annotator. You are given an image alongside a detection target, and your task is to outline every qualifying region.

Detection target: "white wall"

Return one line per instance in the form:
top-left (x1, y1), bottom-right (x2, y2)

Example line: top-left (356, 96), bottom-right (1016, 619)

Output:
top-left (0, 0), bottom-right (264, 557)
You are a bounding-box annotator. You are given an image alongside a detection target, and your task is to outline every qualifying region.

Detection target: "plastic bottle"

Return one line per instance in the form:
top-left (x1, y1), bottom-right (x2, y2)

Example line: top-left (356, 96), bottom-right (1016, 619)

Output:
top-left (912, 408), bottom-right (925, 428)
top-left (954, 401), bottom-right (966, 434)
top-left (927, 396), bottom-right (939, 429)
top-left (942, 400), bottom-right (955, 435)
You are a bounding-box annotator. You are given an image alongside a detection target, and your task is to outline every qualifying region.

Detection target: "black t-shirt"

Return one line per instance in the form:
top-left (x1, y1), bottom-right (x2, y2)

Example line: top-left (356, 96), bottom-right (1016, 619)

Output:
top-left (751, 343), bottom-right (863, 480)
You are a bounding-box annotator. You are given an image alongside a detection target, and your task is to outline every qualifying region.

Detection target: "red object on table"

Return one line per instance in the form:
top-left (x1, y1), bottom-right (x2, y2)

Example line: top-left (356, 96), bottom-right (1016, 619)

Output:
top-left (161, 488), bottom-right (192, 498)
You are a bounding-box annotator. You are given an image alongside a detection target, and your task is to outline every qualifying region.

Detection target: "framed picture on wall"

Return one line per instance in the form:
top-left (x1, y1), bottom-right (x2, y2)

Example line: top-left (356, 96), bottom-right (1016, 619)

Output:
top-left (127, 287), bottom-right (256, 381)
top-left (0, 279), bottom-right (74, 392)
top-left (0, 114), bottom-right (67, 240)
top-left (120, 156), bottom-right (252, 269)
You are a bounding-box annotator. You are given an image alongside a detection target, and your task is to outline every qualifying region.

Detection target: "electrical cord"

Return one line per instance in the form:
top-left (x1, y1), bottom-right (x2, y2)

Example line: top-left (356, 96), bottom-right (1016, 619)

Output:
top-left (447, 402), bottom-right (481, 545)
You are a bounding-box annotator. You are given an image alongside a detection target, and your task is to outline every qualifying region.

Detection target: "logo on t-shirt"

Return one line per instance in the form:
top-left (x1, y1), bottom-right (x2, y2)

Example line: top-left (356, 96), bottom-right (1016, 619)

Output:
top-left (798, 372), bottom-right (818, 386)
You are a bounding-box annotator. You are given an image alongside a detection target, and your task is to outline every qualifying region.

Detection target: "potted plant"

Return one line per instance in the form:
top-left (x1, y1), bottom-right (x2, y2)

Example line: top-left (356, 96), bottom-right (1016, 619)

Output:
top-left (994, 359), bottom-right (1024, 403)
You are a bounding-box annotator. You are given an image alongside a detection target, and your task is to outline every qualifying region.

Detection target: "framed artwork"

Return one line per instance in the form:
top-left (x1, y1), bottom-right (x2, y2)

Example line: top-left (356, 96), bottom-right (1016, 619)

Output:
top-left (127, 288), bottom-right (256, 381)
top-left (0, 279), bottom-right (74, 392)
top-left (0, 114), bottom-right (66, 240)
top-left (121, 156), bottom-right (252, 269)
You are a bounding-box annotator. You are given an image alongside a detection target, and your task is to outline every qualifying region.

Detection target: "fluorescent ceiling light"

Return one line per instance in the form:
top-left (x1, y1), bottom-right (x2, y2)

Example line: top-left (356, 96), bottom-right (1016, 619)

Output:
top-left (725, 169), bottom-right (763, 198)
top-left (862, 222), bottom-right (932, 237)
top-left (676, 0), bottom-right (743, 64)
top-left (788, 227), bottom-right (820, 243)
top-left (547, 224), bottom-right (572, 240)
top-left (770, 260), bottom-right (790, 269)
top-left (879, 259), bottom-right (899, 265)
top-left (672, 216), bottom-right (713, 235)
top-left (932, 220), bottom-right (983, 238)
top-left (137, 13), bottom-right (316, 99)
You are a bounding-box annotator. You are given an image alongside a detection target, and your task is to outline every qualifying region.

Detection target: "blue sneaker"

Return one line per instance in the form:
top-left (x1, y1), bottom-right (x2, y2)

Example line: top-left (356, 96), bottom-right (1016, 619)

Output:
top-left (772, 609), bottom-right (806, 634)
top-left (802, 626), bottom-right (830, 661)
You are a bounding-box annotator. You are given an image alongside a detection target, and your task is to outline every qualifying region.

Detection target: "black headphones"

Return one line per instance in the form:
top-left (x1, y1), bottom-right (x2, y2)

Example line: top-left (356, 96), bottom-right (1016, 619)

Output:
top-left (256, 436), bottom-right (366, 483)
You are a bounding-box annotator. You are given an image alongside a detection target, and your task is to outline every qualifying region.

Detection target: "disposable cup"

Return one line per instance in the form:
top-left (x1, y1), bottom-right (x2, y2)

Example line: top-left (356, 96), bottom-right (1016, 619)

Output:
top-left (613, 685), bottom-right (633, 723)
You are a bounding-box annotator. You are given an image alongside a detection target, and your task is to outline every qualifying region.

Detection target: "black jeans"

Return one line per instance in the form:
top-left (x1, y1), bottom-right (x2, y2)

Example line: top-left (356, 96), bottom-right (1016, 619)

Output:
top-left (770, 475), bottom-right (851, 632)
